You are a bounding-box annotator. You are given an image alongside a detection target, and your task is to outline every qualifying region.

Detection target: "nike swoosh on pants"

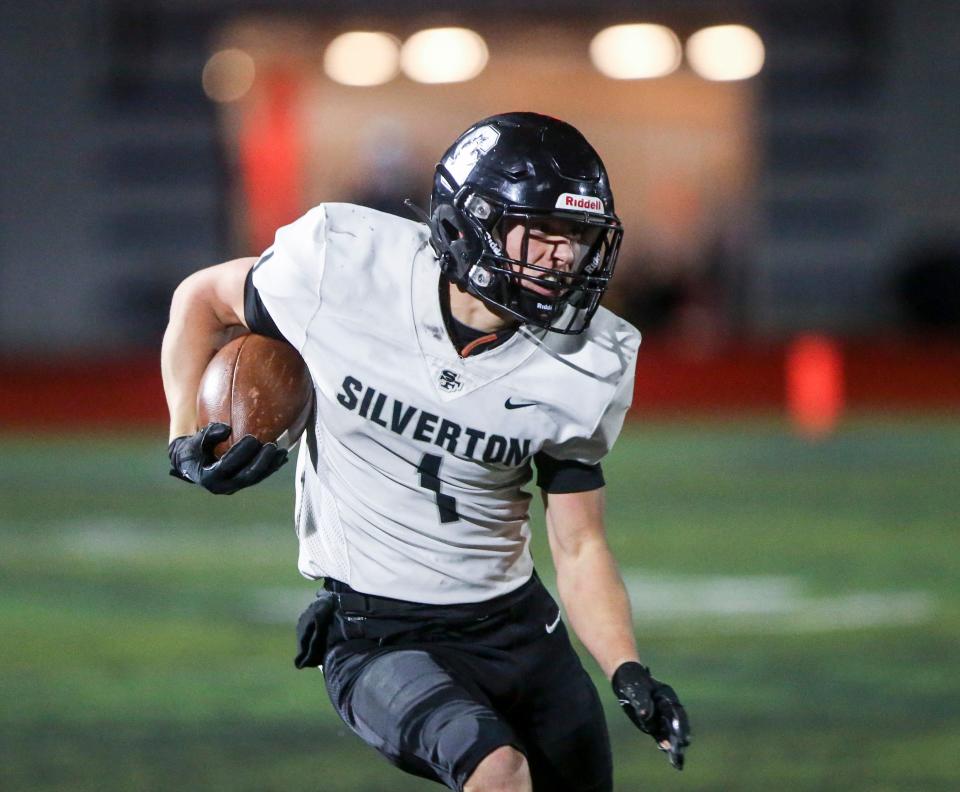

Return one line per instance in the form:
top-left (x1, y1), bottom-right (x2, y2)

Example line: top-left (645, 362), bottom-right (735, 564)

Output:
top-left (545, 611), bottom-right (561, 633)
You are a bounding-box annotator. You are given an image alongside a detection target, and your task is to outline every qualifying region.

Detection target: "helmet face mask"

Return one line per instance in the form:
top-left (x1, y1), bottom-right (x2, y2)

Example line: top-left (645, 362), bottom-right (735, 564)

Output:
top-left (471, 204), bottom-right (621, 333)
top-left (428, 113), bottom-right (623, 335)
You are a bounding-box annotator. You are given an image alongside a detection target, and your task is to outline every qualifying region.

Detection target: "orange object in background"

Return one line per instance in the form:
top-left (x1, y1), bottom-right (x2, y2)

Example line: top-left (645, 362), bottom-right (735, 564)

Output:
top-left (238, 70), bottom-right (304, 252)
top-left (786, 335), bottom-right (845, 439)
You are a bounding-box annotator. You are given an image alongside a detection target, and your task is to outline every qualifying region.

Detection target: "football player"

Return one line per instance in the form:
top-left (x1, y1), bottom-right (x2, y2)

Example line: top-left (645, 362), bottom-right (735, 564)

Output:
top-left (162, 112), bottom-right (690, 791)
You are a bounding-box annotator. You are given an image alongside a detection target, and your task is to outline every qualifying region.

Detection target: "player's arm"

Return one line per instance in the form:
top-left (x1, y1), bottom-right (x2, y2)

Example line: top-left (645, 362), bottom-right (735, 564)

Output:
top-left (162, 257), bottom-right (286, 493)
top-left (543, 487), bottom-right (636, 677)
top-left (544, 488), bottom-right (691, 770)
top-left (162, 257), bottom-right (253, 441)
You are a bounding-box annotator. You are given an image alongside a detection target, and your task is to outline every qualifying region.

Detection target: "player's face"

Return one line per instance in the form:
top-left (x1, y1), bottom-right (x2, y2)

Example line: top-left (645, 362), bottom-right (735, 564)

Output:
top-left (502, 219), bottom-right (594, 297)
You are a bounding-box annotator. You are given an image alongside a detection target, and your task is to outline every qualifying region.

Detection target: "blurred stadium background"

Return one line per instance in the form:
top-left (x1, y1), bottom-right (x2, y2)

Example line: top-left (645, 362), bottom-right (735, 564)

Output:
top-left (1, 1), bottom-right (958, 790)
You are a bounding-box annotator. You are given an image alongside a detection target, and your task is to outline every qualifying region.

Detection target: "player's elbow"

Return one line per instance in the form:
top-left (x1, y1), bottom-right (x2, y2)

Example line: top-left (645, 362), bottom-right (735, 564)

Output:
top-left (169, 259), bottom-right (253, 329)
top-left (169, 270), bottom-right (207, 321)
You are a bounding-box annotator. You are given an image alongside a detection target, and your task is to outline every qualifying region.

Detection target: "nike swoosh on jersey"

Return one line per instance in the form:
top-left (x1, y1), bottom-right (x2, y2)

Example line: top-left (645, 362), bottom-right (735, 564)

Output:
top-left (505, 398), bottom-right (538, 410)
top-left (545, 611), bottom-right (562, 634)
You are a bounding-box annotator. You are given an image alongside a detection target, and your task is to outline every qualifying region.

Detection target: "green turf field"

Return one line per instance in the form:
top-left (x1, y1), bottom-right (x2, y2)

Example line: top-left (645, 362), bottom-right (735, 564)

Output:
top-left (2, 418), bottom-right (959, 791)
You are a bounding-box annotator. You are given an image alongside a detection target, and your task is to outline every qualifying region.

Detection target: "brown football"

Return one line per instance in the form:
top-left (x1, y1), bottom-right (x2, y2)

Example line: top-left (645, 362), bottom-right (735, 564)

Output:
top-left (197, 334), bottom-right (313, 458)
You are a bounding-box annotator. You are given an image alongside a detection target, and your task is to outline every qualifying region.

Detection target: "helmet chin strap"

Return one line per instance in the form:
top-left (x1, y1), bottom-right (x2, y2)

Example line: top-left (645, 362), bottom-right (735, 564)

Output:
top-left (513, 282), bottom-right (558, 325)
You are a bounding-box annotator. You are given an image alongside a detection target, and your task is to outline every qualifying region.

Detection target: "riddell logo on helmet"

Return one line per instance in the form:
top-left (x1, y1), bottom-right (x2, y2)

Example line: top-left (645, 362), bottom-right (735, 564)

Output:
top-left (555, 193), bottom-right (604, 214)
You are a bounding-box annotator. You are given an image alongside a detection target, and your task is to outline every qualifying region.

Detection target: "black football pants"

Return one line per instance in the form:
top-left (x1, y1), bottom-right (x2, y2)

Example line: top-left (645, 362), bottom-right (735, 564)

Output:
top-left (321, 575), bottom-right (613, 791)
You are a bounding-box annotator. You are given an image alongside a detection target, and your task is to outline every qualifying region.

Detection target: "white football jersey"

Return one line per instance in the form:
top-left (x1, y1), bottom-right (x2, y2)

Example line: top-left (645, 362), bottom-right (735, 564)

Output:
top-left (251, 203), bottom-right (640, 604)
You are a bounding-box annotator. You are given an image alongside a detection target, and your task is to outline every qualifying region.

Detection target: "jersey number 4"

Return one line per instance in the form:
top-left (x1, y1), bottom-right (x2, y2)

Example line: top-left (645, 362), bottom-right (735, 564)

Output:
top-left (417, 453), bottom-right (460, 523)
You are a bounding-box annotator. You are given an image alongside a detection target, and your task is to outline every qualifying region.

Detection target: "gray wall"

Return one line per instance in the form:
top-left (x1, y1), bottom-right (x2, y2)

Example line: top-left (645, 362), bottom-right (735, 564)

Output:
top-left (1, 0), bottom-right (957, 353)
top-left (880, 0), bottom-right (960, 248)
top-left (0, 2), bottom-right (102, 352)
top-left (0, 0), bottom-right (222, 355)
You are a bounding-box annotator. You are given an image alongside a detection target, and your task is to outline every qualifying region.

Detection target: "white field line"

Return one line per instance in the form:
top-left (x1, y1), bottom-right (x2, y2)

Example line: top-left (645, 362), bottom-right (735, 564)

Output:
top-left (247, 572), bottom-right (935, 635)
top-left (53, 523), bottom-right (936, 634)
top-left (55, 520), bottom-right (284, 560)
top-left (620, 569), bottom-right (936, 634)
top-left (57, 520), bottom-right (174, 559)
top-left (250, 587), bottom-right (323, 624)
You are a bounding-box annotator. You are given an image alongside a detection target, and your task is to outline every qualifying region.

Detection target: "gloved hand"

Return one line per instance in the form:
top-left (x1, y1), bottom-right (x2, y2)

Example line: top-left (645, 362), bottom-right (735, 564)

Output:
top-left (612, 661), bottom-right (691, 770)
top-left (168, 422), bottom-right (288, 494)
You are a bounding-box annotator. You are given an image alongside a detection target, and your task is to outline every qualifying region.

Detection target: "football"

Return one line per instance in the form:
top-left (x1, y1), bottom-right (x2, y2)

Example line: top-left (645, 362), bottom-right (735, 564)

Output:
top-left (197, 333), bottom-right (313, 458)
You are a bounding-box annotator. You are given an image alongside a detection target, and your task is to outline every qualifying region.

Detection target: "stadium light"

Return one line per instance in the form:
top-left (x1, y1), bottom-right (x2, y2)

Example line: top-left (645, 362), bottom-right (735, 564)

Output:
top-left (589, 24), bottom-right (682, 80)
top-left (202, 48), bottom-right (256, 103)
top-left (401, 27), bottom-right (489, 84)
top-left (324, 31), bottom-right (400, 87)
top-left (686, 24), bottom-right (765, 81)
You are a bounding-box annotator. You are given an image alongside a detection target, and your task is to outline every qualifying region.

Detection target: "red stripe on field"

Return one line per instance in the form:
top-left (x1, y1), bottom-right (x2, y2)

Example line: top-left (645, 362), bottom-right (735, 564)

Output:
top-left (0, 339), bottom-right (957, 428)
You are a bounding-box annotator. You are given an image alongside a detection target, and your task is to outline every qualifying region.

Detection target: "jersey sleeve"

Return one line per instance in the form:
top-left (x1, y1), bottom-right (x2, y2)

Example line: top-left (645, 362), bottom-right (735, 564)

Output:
top-left (243, 268), bottom-right (285, 341)
top-left (534, 454), bottom-right (605, 493)
top-left (537, 356), bottom-right (637, 484)
top-left (248, 205), bottom-right (328, 351)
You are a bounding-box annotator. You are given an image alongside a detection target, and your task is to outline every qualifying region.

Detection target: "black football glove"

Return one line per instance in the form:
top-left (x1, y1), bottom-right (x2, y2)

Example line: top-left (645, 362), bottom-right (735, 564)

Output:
top-left (168, 422), bottom-right (288, 495)
top-left (612, 661), bottom-right (691, 771)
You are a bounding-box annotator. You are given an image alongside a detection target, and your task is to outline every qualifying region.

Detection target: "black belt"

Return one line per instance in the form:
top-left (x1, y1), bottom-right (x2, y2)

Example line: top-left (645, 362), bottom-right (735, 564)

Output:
top-left (323, 581), bottom-right (403, 614)
top-left (323, 574), bottom-right (539, 620)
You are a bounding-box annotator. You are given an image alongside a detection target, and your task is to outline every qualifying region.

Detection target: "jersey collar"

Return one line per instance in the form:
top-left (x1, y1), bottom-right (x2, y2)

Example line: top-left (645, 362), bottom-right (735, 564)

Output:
top-left (410, 248), bottom-right (543, 400)
top-left (438, 277), bottom-right (518, 358)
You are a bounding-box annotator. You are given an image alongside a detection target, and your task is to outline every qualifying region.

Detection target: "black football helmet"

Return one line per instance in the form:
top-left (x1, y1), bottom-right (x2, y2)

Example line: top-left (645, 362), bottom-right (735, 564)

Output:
top-left (427, 112), bottom-right (623, 334)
